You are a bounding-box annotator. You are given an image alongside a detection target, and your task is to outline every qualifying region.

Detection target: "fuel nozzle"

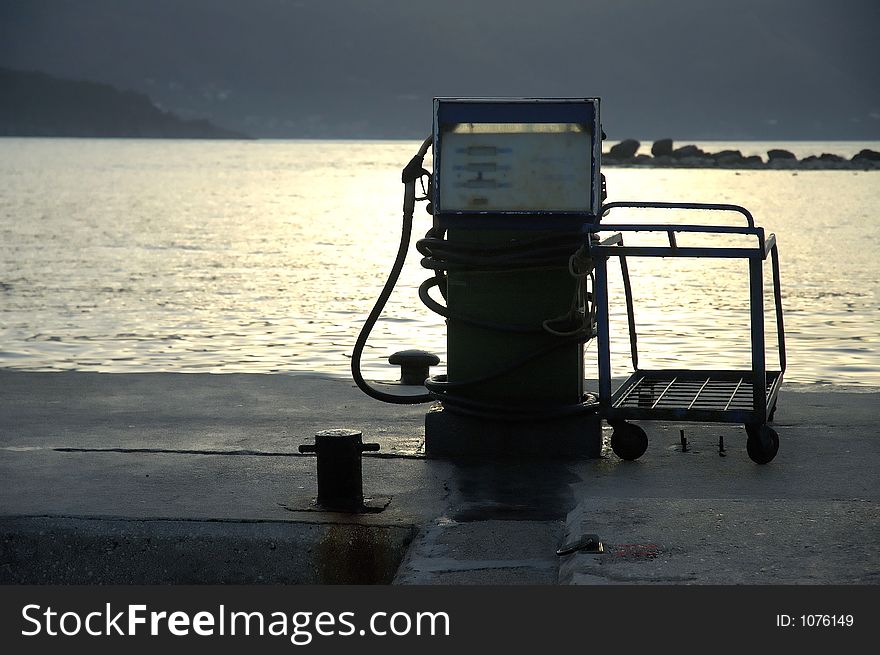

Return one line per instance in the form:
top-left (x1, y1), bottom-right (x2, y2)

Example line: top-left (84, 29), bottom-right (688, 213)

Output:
top-left (401, 153), bottom-right (429, 185)
top-left (402, 158), bottom-right (429, 215)
top-left (401, 135), bottom-right (433, 215)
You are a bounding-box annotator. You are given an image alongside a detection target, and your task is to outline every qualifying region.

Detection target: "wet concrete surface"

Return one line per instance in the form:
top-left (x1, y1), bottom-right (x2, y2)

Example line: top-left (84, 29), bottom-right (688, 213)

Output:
top-left (1, 516), bottom-right (414, 584)
top-left (0, 370), bottom-right (877, 584)
top-left (560, 498), bottom-right (878, 585)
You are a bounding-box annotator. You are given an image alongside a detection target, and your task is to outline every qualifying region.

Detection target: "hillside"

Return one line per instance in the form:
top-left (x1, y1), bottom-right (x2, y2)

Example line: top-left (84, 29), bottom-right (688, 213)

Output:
top-left (0, 68), bottom-right (249, 139)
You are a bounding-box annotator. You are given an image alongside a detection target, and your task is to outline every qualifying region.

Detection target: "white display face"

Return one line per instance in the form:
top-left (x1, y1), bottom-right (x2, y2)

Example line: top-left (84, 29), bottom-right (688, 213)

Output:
top-left (438, 123), bottom-right (592, 212)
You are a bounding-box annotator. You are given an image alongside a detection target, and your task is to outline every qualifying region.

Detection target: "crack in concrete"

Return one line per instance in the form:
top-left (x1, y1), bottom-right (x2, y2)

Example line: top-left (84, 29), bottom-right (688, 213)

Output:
top-left (42, 447), bottom-right (424, 459)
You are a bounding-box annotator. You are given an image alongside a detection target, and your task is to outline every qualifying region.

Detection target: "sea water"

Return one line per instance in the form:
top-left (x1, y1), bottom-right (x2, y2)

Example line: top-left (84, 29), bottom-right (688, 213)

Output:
top-left (1, 138), bottom-right (878, 388)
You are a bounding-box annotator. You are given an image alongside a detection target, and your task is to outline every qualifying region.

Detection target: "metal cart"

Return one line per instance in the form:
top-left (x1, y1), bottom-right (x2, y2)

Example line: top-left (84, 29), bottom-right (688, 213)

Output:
top-left (588, 201), bottom-right (786, 464)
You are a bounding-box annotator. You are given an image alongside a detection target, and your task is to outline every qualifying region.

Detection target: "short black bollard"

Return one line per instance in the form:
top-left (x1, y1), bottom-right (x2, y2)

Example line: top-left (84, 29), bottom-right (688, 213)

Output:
top-left (388, 349), bottom-right (440, 385)
top-left (299, 429), bottom-right (380, 511)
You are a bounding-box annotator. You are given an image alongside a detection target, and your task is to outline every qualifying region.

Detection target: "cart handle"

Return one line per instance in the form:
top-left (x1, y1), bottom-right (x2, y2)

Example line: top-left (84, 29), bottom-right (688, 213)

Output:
top-left (601, 201), bottom-right (755, 228)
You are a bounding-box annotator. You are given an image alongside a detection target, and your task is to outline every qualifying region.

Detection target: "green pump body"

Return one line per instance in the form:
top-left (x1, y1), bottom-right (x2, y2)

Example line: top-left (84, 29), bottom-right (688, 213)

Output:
top-left (444, 229), bottom-right (583, 406)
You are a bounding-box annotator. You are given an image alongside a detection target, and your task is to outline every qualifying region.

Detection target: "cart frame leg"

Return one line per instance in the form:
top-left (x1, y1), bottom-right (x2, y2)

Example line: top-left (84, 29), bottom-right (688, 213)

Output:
top-left (595, 253), bottom-right (612, 408)
top-left (748, 254), bottom-right (767, 423)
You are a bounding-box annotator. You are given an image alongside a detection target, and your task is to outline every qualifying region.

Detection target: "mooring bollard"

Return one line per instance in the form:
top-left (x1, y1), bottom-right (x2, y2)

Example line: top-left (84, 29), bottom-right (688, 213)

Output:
top-left (298, 429), bottom-right (380, 511)
top-left (388, 349), bottom-right (439, 385)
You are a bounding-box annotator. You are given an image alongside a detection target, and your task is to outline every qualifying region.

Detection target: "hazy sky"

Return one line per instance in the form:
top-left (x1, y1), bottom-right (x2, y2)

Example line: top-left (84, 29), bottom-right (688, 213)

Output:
top-left (1, 0), bottom-right (877, 139)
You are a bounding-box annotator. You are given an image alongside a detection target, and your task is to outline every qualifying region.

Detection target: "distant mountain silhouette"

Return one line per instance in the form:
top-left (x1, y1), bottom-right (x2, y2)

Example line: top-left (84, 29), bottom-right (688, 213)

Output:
top-left (0, 68), bottom-right (249, 139)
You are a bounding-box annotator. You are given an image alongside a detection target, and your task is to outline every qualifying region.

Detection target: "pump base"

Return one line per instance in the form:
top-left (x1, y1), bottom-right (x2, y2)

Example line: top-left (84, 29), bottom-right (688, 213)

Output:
top-left (424, 405), bottom-right (601, 459)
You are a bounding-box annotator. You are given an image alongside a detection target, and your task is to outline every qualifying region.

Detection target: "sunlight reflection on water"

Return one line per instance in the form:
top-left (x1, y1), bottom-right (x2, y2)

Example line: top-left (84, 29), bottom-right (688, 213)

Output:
top-left (0, 138), bottom-right (878, 388)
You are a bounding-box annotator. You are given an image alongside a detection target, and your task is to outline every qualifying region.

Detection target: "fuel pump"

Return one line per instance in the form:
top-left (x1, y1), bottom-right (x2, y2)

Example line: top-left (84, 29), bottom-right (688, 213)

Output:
top-left (352, 98), bottom-right (605, 457)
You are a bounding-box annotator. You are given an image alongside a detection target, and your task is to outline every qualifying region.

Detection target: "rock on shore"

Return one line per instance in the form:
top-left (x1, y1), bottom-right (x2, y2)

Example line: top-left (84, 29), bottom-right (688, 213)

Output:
top-left (603, 139), bottom-right (880, 169)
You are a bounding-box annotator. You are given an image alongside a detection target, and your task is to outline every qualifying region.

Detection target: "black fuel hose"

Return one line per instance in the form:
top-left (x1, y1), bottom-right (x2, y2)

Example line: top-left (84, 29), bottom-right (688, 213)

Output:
top-left (350, 136), bottom-right (434, 404)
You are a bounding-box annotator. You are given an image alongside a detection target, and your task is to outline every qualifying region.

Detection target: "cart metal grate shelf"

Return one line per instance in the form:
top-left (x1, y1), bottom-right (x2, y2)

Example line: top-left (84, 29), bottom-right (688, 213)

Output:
top-left (609, 369), bottom-right (783, 424)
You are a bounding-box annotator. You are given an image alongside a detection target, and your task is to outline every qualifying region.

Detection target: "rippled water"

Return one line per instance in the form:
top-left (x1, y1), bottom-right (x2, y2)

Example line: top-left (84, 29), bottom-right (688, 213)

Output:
top-left (1, 138), bottom-right (878, 388)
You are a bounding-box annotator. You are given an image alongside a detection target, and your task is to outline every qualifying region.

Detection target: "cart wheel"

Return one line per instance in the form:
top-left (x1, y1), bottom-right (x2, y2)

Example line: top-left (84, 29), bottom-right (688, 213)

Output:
top-left (611, 422), bottom-right (648, 461)
top-left (745, 424), bottom-right (779, 464)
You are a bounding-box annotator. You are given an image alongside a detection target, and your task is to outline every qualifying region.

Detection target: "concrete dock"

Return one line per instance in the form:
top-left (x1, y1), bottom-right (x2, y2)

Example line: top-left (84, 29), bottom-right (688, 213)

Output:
top-left (0, 370), bottom-right (877, 584)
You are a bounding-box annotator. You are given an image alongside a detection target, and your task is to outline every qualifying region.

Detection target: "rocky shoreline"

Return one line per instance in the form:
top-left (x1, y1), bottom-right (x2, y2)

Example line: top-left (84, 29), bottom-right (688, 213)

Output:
top-left (603, 138), bottom-right (880, 170)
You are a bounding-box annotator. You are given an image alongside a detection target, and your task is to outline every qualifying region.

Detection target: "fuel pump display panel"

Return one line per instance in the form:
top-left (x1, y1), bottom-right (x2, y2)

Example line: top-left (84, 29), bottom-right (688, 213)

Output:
top-left (438, 124), bottom-right (591, 212)
top-left (433, 98), bottom-right (601, 217)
